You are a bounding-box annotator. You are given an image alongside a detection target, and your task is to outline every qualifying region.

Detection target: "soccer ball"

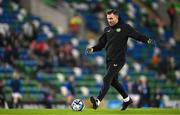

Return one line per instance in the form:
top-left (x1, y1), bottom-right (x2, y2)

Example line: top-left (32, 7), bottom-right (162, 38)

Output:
top-left (71, 99), bottom-right (85, 111)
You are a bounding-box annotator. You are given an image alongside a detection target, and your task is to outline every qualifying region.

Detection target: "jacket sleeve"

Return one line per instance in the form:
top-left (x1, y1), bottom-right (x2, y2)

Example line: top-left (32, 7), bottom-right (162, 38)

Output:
top-left (92, 30), bottom-right (107, 52)
top-left (127, 24), bottom-right (149, 44)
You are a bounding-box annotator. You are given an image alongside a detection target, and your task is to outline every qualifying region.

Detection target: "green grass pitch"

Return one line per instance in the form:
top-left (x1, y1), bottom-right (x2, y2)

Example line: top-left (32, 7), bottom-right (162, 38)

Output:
top-left (0, 108), bottom-right (180, 115)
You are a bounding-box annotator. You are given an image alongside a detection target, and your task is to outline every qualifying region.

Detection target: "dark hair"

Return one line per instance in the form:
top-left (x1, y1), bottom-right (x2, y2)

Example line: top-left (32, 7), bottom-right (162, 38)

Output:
top-left (106, 9), bottom-right (118, 15)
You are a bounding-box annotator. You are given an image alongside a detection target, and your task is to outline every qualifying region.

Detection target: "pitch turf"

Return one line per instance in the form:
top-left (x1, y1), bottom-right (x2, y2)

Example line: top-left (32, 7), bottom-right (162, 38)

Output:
top-left (0, 108), bottom-right (180, 115)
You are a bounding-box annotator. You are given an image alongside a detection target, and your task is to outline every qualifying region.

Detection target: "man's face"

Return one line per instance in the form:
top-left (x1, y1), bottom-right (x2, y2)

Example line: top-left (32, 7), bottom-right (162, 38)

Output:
top-left (106, 13), bottom-right (119, 26)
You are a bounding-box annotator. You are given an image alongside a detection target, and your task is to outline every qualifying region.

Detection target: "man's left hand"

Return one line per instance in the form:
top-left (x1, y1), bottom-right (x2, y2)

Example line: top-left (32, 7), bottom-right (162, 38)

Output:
top-left (147, 39), bottom-right (156, 47)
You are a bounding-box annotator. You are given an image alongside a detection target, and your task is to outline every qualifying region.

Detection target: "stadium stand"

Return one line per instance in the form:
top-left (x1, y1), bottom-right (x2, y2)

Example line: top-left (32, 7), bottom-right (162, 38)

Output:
top-left (0, 0), bottom-right (180, 108)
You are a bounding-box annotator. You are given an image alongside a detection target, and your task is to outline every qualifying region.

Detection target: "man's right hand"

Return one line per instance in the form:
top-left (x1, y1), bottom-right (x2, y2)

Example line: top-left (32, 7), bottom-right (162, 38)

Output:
top-left (86, 47), bottom-right (93, 54)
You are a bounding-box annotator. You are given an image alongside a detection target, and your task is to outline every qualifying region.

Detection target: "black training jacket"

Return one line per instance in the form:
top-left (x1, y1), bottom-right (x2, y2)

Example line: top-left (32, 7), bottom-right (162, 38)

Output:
top-left (92, 21), bottom-right (149, 64)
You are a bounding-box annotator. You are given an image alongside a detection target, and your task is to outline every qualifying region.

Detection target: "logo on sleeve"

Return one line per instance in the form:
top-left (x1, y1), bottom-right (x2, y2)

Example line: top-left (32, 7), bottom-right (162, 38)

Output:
top-left (113, 64), bottom-right (118, 67)
top-left (105, 27), bottom-right (111, 33)
top-left (116, 28), bottom-right (121, 32)
top-left (107, 29), bottom-right (111, 32)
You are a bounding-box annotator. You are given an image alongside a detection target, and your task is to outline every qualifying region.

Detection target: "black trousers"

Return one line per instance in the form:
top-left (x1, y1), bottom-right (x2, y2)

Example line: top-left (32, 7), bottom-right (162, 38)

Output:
top-left (97, 60), bottom-right (128, 101)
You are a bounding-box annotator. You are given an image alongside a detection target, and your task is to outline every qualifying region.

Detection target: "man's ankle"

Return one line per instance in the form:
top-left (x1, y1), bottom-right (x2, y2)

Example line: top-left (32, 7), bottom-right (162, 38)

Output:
top-left (123, 96), bottom-right (130, 102)
top-left (96, 98), bottom-right (101, 106)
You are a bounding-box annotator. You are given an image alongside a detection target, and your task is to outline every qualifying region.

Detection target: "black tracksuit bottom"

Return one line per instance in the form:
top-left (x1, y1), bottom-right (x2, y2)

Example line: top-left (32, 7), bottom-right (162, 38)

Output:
top-left (97, 60), bottom-right (128, 101)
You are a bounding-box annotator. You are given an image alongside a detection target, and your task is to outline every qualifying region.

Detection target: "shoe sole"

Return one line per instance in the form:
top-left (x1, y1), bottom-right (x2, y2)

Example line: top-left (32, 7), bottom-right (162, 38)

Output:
top-left (90, 96), bottom-right (97, 110)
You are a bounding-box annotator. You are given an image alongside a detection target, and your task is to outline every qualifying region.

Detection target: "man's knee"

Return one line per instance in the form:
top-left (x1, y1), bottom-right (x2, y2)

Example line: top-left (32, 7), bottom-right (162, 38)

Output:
top-left (111, 79), bottom-right (117, 87)
top-left (111, 76), bottom-right (122, 87)
top-left (103, 75), bottom-right (111, 84)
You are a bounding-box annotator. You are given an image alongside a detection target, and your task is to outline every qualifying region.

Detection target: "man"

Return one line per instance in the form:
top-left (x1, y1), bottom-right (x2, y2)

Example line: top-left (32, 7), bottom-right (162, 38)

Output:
top-left (0, 79), bottom-right (9, 109)
top-left (86, 9), bottom-right (155, 110)
top-left (0, 79), bottom-right (5, 108)
top-left (167, 4), bottom-right (176, 29)
top-left (10, 70), bottom-right (23, 108)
